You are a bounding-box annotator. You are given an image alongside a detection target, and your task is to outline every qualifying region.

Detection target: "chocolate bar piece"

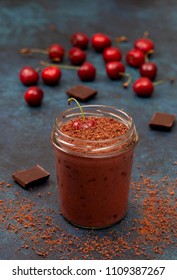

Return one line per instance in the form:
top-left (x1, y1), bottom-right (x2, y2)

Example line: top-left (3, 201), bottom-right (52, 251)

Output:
top-left (149, 112), bottom-right (176, 131)
top-left (66, 84), bottom-right (97, 101)
top-left (12, 165), bottom-right (50, 188)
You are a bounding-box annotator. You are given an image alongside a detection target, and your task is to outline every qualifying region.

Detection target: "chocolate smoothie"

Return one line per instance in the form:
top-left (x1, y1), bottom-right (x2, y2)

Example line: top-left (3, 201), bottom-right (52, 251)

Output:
top-left (51, 105), bottom-right (138, 228)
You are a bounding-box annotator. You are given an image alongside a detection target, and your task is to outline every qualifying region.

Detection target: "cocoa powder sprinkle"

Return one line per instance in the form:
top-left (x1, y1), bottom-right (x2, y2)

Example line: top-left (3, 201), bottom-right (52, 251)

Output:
top-left (0, 176), bottom-right (176, 259)
top-left (60, 117), bottom-right (128, 141)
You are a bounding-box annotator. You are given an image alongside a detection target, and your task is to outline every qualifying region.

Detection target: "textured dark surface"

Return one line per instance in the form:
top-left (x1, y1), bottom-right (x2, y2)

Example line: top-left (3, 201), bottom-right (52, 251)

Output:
top-left (0, 0), bottom-right (176, 260)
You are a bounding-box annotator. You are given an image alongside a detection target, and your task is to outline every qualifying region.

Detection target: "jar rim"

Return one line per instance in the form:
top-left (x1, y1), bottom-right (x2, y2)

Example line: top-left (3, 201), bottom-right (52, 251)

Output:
top-left (51, 105), bottom-right (138, 157)
top-left (54, 105), bottom-right (134, 144)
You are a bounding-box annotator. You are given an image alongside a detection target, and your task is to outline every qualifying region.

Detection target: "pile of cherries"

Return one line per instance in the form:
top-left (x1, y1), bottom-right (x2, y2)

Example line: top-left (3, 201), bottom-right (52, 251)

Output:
top-left (19, 32), bottom-right (159, 106)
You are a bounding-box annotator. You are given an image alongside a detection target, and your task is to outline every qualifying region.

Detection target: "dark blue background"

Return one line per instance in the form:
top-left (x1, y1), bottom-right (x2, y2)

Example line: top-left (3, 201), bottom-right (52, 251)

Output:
top-left (0, 0), bottom-right (176, 259)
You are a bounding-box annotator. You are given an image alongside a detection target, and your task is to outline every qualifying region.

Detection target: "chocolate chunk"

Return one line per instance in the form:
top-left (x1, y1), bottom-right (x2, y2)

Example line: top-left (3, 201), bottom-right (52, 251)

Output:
top-left (149, 112), bottom-right (176, 131)
top-left (12, 165), bottom-right (50, 188)
top-left (66, 84), bottom-right (97, 101)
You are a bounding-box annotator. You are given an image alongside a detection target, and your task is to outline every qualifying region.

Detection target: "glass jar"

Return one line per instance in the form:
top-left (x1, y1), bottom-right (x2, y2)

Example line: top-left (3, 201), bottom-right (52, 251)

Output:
top-left (51, 105), bottom-right (138, 229)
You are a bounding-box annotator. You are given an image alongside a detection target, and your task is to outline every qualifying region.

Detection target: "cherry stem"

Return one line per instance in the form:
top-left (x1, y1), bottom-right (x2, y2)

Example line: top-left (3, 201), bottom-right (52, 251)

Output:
top-left (49, 24), bottom-right (59, 33)
top-left (19, 48), bottom-right (48, 55)
top-left (68, 98), bottom-right (85, 121)
top-left (35, 67), bottom-right (42, 73)
top-left (115, 35), bottom-right (128, 45)
top-left (143, 31), bottom-right (149, 38)
top-left (153, 80), bottom-right (165, 86)
top-left (40, 60), bottom-right (79, 70)
top-left (119, 72), bottom-right (132, 88)
top-left (145, 49), bottom-right (154, 62)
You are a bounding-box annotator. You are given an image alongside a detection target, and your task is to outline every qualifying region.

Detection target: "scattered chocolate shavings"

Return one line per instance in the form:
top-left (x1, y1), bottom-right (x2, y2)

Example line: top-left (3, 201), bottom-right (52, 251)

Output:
top-left (0, 175), bottom-right (176, 259)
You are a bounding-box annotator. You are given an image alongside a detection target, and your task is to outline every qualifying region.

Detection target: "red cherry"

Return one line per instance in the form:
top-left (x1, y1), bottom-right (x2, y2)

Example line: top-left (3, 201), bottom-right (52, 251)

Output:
top-left (72, 119), bottom-right (81, 130)
top-left (41, 66), bottom-right (62, 85)
top-left (134, 38), bottom-right (154, 54)
top-left (71, 32), bottom-right (89, 50)
top-left (140, 62), bottom-right (157, 80)
top-left (91, 33), bottom-right (111, 52)
top-left (68, 98), bottom-right (97, 129)
top-left (24, 86), bottom-right (44, 106)
top-left (106, 61), bottom-right (125, 80)
top-left (48, 44), bottom-right (65, 62)
top-left (72, 118), bottom-right (96, 130)
top-left (133, 77), bottom-right (154, 97)
top-left (77, 62), bottom-right (96, 81)
top-left (126, 49), bottom-right (145, 67)
top-left (106, 61), bottom-right (132, 87)
top-left (19, 66), bottom-right (39, 86)
top-left (68, 47), bottom-right (86, 66)
top-left (103, 47), bottom-right (122, 63)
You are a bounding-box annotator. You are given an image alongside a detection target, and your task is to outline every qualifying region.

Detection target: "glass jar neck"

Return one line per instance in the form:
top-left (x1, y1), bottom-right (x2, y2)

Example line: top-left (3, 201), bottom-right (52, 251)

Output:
top-left (51, 105), bottom-right (138, 158)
